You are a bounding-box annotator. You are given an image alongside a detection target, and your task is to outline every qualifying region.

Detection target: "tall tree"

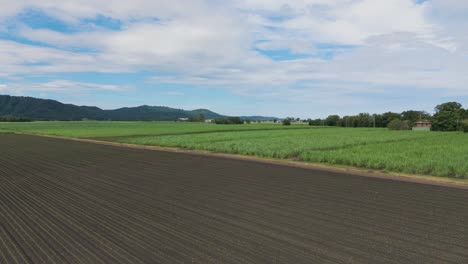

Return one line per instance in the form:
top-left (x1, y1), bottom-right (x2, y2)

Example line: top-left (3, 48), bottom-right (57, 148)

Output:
top-left (381, 112), bottom-right (401, 128)
top-left (325, 115), bottom-right (340, 126)
top-left (432, 102), bottom-right (463, 131)
top-left (401, 110), bottom-right (431, 127)
top-left (356, 113), bottom-right (372, 127)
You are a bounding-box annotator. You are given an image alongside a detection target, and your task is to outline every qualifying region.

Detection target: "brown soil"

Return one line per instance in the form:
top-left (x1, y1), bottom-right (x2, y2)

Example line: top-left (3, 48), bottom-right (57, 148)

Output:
top-left (1, 133), bottom-right (467, 263)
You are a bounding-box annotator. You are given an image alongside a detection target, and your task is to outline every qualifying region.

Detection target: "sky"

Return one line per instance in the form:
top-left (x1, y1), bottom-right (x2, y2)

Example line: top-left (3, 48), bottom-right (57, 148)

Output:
top-left (0, 0), bottom-right (467, 118)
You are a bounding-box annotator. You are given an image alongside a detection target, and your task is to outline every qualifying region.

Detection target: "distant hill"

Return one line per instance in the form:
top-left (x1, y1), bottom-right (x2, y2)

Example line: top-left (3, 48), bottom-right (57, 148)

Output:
top-left (0, 95), bottom-right (224, 121)
top-left (0, 95), bottom-right (276, 121)
top-left (188, 109), bottom-right (222, 119)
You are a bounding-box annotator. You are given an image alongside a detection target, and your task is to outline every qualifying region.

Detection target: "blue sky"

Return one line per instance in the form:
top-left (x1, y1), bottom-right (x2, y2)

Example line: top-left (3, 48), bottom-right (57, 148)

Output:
top-left (0, 0), bottom-right (467, 118)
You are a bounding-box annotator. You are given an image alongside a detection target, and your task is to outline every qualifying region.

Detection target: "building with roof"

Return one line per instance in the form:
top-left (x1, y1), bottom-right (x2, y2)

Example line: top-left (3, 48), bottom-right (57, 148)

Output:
top-left (413, 121), bottom-right (432, 131)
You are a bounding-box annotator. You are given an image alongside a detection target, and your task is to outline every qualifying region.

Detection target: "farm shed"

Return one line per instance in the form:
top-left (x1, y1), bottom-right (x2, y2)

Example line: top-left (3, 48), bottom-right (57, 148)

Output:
top-left (413, 121), bottom-right (432, 131)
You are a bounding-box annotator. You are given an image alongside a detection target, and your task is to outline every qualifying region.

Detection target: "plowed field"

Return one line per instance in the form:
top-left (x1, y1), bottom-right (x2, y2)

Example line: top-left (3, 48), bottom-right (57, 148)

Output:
top-left (0, 134), bottom-right (467, 263)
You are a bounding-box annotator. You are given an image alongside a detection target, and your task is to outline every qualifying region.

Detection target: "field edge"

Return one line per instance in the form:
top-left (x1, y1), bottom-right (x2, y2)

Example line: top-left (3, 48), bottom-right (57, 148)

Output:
top-left (16, 132), bottom-right (468, 190)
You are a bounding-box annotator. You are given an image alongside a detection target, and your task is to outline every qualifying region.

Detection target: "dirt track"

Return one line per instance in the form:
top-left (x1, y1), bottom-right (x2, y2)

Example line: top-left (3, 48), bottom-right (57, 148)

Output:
top-left (0, 134), bottom-right (467, 263)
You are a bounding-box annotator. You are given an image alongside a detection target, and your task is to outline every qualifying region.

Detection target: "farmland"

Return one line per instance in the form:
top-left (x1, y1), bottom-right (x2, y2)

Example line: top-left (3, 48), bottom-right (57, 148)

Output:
top-left (1, 121), bottom-right (467, 179)
top-left (120, 128), bottom-right (468, 178)
top-left (0, 121), bottom-right (305, 138)
top-left (0, 133), bottom-right (467, 263)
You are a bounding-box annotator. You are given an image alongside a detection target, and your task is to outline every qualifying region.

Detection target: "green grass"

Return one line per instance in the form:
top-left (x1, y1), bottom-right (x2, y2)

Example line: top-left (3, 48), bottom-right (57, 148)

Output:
top-left (116, 127), bottom-right (468, 178)
top-left (1, 121), bottom-right (467, 179)
top-left (0, 121), bottom-right (308, 138)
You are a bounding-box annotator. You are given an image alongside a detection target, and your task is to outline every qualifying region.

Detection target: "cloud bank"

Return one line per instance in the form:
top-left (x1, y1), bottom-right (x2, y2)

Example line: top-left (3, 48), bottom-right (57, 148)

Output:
top-left (0, 0), bottom-right (466, 116)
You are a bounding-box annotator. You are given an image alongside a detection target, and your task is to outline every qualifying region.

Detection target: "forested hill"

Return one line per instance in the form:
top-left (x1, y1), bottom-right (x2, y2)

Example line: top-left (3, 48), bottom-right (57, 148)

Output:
top-left (0, 95), bottom-right (224, 121)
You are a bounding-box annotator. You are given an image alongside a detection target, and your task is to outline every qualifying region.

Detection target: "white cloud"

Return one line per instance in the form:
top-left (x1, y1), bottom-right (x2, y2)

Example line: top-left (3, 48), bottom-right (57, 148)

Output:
top-left (0, 0), bottom-right (467, 114)
top-left (0, 40), bottom-right (113, 75)
top-left (239, 0), bottom-right (456, 52)
top-left (0, 80), bottom-right (125, 94)
top-left (0, 0), bottom-right (211, 22)
top-left (11, 1), bottom-right (252, 73)
top-left (151, 29), bottom-right (468, 102)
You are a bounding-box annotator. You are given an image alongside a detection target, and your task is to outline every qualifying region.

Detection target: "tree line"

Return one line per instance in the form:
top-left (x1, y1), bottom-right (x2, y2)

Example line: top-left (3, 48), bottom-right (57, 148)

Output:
top-left (299, 102), bottom-right (468, 132)
top-left (0, 115), bottom-right (33, 122)
top-left (2, 101), bottom-right (467, 132)
top-left (187, 102), bottom-right (468, 132)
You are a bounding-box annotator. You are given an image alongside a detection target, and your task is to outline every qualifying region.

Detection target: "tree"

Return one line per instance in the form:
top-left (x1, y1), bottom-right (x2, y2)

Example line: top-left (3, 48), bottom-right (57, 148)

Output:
top-left (336, 116), bottom-right (352, 127)
top-left (432, 102), bottom-right (463, 131)
top-left (214, 117), bottom-right (243, 124)
top-left (373, 114), bottom-right (384, 127)
top-left (308, 119), bottom-right (321, 126)
top-left (189, 113), bottom-right (205, 122)
top-left (462, 120), bottom-right (468, 133)
top-left (348, 116), bottom-right (358, 127)
top-left (401, 110), bottom-right (419, 122)
top-left (282, 118), bottom-right (291, 126)
top-left (355, 113), bottom-right (372, 127)
top-left (401, 110), bottom-right (431, 127)
top-left (0, 115), bottom-right (32, 122)
top-left (387, 119), bottom-right (410, 130)
top-left (381, 112), bottom-right (401, 128)
top-left (325, 115), bottom-right (340, 126)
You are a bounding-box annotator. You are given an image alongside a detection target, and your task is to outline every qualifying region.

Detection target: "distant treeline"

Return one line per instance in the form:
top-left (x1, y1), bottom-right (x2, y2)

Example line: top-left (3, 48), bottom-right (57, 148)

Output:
top-left (300, 102), bottom-right (468, 132)
top-left (213, 117), bottom-right (244, 124)
top-left (0, 115), bottom-right (33, 122)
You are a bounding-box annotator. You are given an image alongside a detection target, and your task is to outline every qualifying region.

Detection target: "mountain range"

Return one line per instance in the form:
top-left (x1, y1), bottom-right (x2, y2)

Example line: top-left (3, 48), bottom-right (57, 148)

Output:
top-left (0, 95), bottom-right (277, 121)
